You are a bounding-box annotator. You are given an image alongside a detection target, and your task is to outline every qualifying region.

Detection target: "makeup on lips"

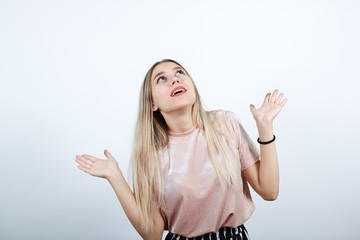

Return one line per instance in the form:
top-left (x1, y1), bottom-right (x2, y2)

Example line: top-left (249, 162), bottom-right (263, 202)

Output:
top-left (171, 86), bottom-right (187, 97)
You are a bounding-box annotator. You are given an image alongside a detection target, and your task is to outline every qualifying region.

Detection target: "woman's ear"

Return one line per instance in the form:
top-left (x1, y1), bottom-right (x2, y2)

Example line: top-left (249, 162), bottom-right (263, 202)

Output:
top-left (152, 104), bottom-right (158, 111)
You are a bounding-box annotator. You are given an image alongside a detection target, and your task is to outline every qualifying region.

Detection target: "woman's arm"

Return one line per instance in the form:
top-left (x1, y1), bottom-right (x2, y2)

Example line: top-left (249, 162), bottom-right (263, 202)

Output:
top-left (242, 120), bottom-right (279, 201)
top-left (107, 169), bottom-right (165, 240)
top-left (242, 89), bottom-right (287, 201)
top-left (75, 150), bottom-right (164, 240)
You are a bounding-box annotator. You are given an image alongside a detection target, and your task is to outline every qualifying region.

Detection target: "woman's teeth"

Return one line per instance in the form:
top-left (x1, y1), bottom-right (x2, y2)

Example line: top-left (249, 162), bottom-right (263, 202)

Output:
top-left (172, 89), bottom-right (185, 96)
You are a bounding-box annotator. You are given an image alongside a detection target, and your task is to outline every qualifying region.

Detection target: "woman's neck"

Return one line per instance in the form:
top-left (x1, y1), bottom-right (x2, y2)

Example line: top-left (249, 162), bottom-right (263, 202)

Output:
top-left (161, 108), bottom-right (195, 133)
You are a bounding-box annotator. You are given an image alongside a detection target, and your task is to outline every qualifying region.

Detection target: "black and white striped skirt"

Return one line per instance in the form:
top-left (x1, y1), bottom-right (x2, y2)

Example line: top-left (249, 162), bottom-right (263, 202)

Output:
top-left (164, 224), bottom-right (250, 240)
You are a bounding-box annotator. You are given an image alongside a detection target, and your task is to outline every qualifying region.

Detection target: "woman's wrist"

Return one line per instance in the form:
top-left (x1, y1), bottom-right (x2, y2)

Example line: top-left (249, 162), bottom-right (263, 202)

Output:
top-left (256, 119), bottom-right (274, 142)
top-left (106, 166), bottom-right (123, 182)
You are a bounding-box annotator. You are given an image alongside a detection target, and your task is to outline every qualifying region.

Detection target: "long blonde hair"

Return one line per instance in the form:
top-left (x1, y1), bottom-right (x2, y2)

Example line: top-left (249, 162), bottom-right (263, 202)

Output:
top-left (129, 59), bottom-right (242, 233)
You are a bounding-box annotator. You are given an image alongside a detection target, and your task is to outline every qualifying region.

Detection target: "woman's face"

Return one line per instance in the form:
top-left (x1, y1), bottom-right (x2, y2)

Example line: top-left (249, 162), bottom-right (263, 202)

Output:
top-left (150, 61), bottom-right (196, 114)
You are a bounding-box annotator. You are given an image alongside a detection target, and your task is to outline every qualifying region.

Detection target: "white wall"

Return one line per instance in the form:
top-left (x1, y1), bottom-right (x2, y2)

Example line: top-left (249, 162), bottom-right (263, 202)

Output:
top-left (1, 0), bottom-right (359, 239)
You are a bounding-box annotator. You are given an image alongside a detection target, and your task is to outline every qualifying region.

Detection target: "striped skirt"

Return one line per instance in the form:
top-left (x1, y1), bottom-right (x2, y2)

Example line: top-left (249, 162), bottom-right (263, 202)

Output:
top-left (164, 224), bottom-right (250, 240)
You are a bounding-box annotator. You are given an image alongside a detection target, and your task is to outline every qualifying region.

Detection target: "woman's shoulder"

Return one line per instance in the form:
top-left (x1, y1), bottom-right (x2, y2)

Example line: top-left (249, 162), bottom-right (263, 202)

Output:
top-left (207, 109), bottom-right (238, 122)
top-left (207, 109), bottom-right (241, 135)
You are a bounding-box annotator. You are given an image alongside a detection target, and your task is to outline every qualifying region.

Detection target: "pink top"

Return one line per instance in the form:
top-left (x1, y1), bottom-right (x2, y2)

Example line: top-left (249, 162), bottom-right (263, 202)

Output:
top-left (157, 110), bottom-right (260, 237)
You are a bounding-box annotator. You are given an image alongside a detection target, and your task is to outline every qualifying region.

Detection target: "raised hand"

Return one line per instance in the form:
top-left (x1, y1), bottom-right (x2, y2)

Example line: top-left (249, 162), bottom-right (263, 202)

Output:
top-left (75, 149), bottom-right (120, 179)
top-left (250, 89), bottom-right (288, 123)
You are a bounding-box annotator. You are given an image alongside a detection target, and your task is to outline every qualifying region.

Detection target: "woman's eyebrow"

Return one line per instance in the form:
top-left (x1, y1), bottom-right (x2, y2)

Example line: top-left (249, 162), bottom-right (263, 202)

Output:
top-left (153, 66), bottom-right (182, 81)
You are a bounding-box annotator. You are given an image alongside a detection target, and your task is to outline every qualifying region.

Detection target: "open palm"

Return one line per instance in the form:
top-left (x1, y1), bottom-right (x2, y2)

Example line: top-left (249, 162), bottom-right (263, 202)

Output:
top-left (75, 150), bottom-right (119, 179)
top-left (250, 89), bottom-right (288, 123)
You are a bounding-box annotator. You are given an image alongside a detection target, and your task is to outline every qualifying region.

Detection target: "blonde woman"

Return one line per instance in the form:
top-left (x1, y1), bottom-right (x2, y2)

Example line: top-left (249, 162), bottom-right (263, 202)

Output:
top-left (75, 59), bottom-right (288, 240)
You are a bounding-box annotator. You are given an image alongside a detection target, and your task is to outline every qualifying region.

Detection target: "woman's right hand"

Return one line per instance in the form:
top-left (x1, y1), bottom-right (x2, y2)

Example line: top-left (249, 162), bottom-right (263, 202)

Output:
top-left (75, 149), bottom-right (121, 180)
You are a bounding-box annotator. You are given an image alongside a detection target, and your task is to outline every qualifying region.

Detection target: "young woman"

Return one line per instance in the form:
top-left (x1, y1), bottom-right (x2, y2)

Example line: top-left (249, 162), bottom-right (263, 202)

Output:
top-left (75, 59), bottom-right (287, 240)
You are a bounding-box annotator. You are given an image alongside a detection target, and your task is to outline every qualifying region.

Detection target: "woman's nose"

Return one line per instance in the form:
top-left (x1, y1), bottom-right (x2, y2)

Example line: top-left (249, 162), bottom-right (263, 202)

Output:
top-left (171, 79), bottom-right (180, 85)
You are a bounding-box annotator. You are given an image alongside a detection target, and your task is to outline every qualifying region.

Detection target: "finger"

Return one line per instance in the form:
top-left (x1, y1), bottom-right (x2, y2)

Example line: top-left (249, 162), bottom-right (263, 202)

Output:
top-left (104, 149), bottom-right (114, 160)
top-left (76, 156), bottom-right (95, 165)
top-left (250, 104), bottom-right (256, 113)
top-left (270, 89), bottom-right (279, 103)
top-left (275, 92), bottom-right (284, 104)
top-left (280, 98), bottom-right (288, 106)
top-left (264, 93), bottom-right (271, 104)
top-left (80, 154), bottom-right (97, 162)
top-left (76, 158), bottom-right (93, 169)
top-left (78, 164), bottom-right (90, 173)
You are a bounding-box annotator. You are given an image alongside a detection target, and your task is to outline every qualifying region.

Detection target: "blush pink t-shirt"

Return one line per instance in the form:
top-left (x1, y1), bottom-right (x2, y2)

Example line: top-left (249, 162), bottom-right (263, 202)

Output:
top-left (157, 110), bottom-right (260, 238)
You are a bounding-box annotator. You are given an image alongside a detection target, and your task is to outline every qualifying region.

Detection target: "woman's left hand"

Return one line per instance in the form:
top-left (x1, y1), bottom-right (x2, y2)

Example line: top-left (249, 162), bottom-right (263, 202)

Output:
top-left (250, 89), bottom-right (288, 123)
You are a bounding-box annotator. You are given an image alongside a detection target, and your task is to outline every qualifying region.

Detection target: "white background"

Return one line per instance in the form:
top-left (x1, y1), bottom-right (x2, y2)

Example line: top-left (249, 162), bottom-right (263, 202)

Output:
top-left (1, 0), bottom-right (359, 239)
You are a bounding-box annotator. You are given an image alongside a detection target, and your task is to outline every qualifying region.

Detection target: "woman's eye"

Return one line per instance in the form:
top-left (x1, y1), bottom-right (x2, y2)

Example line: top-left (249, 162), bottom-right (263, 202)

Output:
top-left (156, 70), bottom-right (184, 83)
top-left (176, 70), bottom-right (184, 75)
top-left (156, 76), bottom-right (165, 83)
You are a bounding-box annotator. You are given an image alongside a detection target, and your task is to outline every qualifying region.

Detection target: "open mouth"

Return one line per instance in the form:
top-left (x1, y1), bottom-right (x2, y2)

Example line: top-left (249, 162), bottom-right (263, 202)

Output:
top-left (171, 89), bottom-right (186, 97)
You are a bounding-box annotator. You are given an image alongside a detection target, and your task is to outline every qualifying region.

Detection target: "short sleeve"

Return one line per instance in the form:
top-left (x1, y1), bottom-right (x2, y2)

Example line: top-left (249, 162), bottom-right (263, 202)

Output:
top-left (226, 111), bottom-right (260, 170)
